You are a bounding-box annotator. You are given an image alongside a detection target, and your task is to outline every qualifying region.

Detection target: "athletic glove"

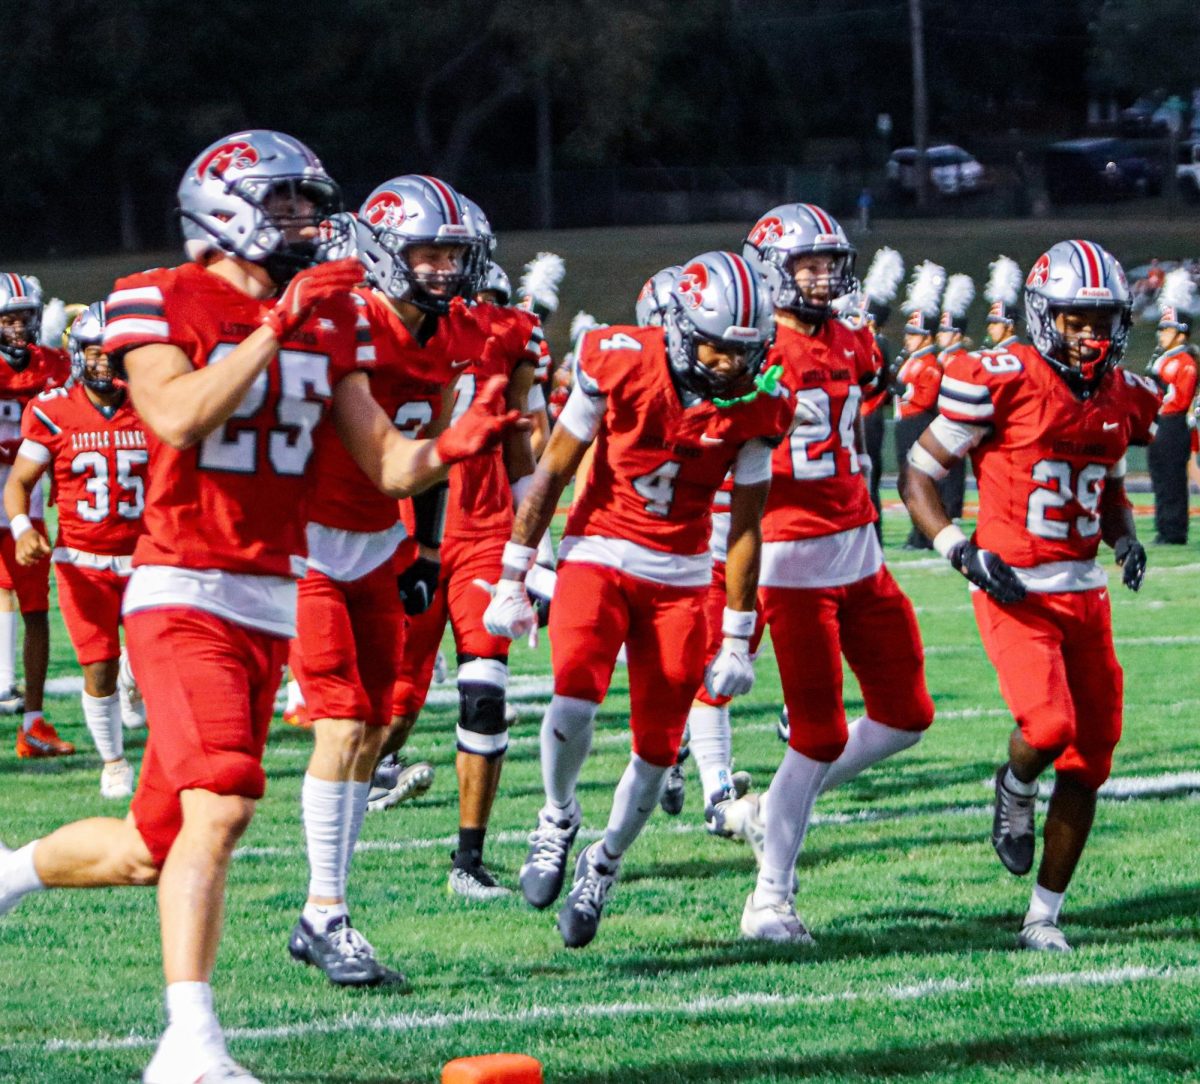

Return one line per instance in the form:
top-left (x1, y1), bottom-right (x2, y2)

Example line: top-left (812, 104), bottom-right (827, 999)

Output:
top-left (397, 556), bottom-right (441, 616)
top-left (434, 373), bottom-right (525, 465)
top-left (476, 578), bottom-right (536, 639)
top-left (260, 257), bottom-right (362, 340)
top-left (948, 539), bottom-right (1027, 604)
top-left (704, 638), bottom-right (755, 699)
top-left (1113, 536), bottom-right (1147, 592)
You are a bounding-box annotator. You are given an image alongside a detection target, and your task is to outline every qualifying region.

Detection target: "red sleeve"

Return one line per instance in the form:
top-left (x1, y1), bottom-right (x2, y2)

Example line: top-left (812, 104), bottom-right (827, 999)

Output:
top-left (103, 269), bottom-right (174, 357)
top-left (910, 359), bottom-right (942, 413)
top-left (1123, 371), bottom-right (1163, 446)
top-left (1173, 356), bottom-right (1198, 409)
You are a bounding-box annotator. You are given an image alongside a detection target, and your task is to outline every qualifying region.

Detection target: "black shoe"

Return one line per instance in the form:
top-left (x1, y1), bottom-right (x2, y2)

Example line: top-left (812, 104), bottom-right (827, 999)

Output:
top-left (991, 766), bottom-right (1036, 876)
top-left (288, 915), bottom-right (408, 988)
top-left (519, 805), bottom-right (582, 909)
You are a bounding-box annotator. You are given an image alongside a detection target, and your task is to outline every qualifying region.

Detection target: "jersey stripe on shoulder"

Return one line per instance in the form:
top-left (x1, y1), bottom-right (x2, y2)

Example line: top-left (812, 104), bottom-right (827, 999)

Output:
top-left (31, 406), bottom-right (62, 435)
top-left (938, 373), bottom-right (995, 422)
top-left (104, 284), bottom-right (169, 352)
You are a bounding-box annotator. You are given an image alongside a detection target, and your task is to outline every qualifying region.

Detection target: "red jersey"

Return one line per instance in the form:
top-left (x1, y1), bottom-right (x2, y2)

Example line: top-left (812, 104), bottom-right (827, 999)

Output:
top-left (439, 298), bottom-right (540, 539)
top-left (938, 343), bottom-right (1160, 568)
top-left (308, 288), bottom-right (456, 534)
top-left (762, 320), bottom-right (879, 542)
top-left (20, 383), bottom-right (148, 555)
top-left (566, 326), bottom-right (793, 557)
top-left (1148, 345), bottom-right (1197, 416)
top-left (0, 344), bottom-right (70, 465)
top-left (104, 263), bottom-right (363, 578)
top-left (895, 345), bottom-right (942, 418)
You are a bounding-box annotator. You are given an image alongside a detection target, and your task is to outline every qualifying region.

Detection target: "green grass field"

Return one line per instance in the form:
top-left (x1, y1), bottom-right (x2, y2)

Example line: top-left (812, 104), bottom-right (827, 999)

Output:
top-left (2, 494), bottom-right (1198, 1083)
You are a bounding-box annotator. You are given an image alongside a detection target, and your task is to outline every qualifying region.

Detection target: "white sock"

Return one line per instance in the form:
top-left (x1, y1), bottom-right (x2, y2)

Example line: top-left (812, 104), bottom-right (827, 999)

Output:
top-left (1025, 883), bottom-right (1065, 926)
top-left (343, 780), bottom-right (370, 883)
top-left (755, 748), bottom-right (830, 907)
top-left (21, 711), bottom-right (40, 733)
top-left (0, 611), bottom-right (15, 691)
top-left (687, 703), bottom-right (734, 801)
top-left (0, 840), bottom-right (45, 915)
top-left (819, 717), bottom-right (922, 793)
top-left (302, 774), bottom-right (348, 901)
top-left (285, 678), bottom-right (305, 713)
top-left (1005, 766), bottom-right (1039, 797)
top-left (81, 691), bottom-right (123, 762)
top-left (540, 695), bottom-right (598, 813)
top-left (603, 754), bottom-right (667, 858)
top-left (302, 900), bottom-right (349, 934)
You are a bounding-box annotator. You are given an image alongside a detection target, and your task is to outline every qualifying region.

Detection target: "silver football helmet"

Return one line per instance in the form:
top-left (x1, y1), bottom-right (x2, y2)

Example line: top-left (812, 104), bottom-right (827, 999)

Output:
top-left (635, 266), bottom-right (682, 327)
top-left (178, 130), bottom-right (345, 284)
top-left (354, 175), bottom-right (484, 314)
top-left (743, 203), bottom-right (856, 322)
top-left (0, 273), bottom-right (44, 364)
top-left (477, 260), bottom-right (512, 304)
top-left (664, 251), bottom-right (774, 401)
top-left (68, 302), bottom-right (115, 393)
top-left (1024, 240), bottom-right (1131, 390)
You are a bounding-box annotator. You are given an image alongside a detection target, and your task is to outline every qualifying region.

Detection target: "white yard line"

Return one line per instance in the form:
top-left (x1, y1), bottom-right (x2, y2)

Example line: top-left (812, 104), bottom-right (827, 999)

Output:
top-left (26, 962), bottom-right (1200, 1056)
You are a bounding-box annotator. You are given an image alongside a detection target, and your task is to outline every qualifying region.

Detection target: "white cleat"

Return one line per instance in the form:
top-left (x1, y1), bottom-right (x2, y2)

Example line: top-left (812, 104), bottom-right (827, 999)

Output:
top-left (145, 1054), bottom-right (261, 1084)
top-left (118, 649), bottom-right (146, 729)
top-left (432, 650), bottom-right (449, 684)
top-left (1018, 919), bottom-right (1072, 953)
top-left (100, 759), bottom-right (135, 800)
top-left (740, 892), bottom-right (815, 944)
top-left (0, 684), bottom-right (24, 716)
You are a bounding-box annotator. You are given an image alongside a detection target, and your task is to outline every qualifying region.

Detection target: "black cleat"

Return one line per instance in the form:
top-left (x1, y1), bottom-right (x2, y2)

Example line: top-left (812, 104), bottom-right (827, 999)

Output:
top-left (288, 916), bottom-right (408, 988)
top-left (519, 805), bottom-right (582, 909)
top-left (991, 766), bottom-right (1036, 876)
top-left (557, 841), bottom-right (619, 949)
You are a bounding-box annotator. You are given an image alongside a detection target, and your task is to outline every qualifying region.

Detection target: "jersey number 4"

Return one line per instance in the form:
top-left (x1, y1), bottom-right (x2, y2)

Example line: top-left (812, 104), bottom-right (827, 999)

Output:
top-left (788, 386), bottom-right (861, 479)
top-left (1026, 459), bottom-right (1106, 540)
top-left (197, 346), bottom-right (330, 476)
top-left (632, 460), bottom-right (681, 516)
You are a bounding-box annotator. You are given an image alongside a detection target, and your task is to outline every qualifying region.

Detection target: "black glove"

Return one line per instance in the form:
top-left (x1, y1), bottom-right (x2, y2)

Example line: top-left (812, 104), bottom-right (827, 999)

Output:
top-left (1113, 536), bottom-right (1147, 592)
top-left (397, 556), bottom-right (441, 616)
top-left (948, 539), bottom-right (1027, 604)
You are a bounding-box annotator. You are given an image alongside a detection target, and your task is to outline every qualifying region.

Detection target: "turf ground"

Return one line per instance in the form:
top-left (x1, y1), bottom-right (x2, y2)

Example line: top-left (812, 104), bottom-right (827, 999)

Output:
top-left (1, 493), bottom-right (1198, 1083)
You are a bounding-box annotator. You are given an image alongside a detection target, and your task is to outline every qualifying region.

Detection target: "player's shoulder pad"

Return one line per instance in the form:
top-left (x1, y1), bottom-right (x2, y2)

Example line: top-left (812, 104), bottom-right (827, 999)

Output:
top-left (936, 346), bottom-right (1026, 425)
top-left (576, 324), bottom-right (661, 395)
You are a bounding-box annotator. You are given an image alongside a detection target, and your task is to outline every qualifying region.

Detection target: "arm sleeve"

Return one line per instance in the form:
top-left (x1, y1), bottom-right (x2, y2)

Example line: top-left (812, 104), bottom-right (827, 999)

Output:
top-left (732, 439), bottom-right (772, 486)
top-left (557, 382), bottom-right (606, 442)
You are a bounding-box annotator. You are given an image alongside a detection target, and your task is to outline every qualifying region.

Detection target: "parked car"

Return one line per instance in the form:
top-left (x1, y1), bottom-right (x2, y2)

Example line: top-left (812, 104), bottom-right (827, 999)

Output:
top-left (1043, 138), bottom-right (1164, 204)
top-left (885, 145), bottom-right (985, 197)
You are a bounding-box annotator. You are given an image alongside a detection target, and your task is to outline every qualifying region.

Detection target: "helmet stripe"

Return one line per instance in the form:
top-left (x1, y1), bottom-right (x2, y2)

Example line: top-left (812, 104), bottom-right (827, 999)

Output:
top-left (418, 175), bottom-right (461, 225)
top-left (1071, 240), bottom-right (1102, 289)
top-left (803, 204), bottom-right (835, 235)
top-left (6, 274), bottom-right (23, 299)
top-left (722, 252), bottom-right (754, 327)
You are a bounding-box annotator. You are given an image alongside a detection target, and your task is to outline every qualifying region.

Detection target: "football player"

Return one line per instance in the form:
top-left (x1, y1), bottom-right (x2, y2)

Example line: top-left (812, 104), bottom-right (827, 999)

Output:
top-left (902, 240), bottom-right (1159, 952)
top-left (738, 205), bottom-right (934, 942)
top-left (380, 191), bottom-right (542, 901)
top-left (285, 174), bottom-right (472, 986)
top-left (892, 261), bottom-right (947, 550)
top-left (0, 273), bottom-right (72, 753)
top-left (483, 251), bottom-right (793, 948)
top-left (933, 274), bottom-right (976, 523)
top-left (3, 303), bottom-right (147, 796)
top-left (0, 130), bottom-right (522, 1084)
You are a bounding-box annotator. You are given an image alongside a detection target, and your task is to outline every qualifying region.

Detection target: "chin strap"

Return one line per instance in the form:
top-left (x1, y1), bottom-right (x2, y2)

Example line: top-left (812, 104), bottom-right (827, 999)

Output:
top-left (712, 363), bottom-right (784, 409)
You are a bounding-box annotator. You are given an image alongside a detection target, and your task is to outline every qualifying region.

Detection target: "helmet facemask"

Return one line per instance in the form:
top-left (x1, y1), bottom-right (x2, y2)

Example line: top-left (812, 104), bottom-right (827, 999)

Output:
top-left (665, 306), bottom-right (767, 403)
top-left (779, 249), bottom-right (856, 323)
top-left (74, 345), bottom-right (117, 394)
top-left (0, 307), bottom-right (38, 365)
top-left (1028, 292), bottom-right (1130, 393)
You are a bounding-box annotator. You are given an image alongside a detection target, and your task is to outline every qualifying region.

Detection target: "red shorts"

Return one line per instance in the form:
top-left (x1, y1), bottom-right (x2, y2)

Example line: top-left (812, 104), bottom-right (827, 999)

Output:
top-left (0, 520), bottom-right (50, 613)
top-left (54, 561), bottom-right (128, 665)
top-left (127, 608), bottom-right (289, 867)
top-left (292, 560), bottom-right (403, 729)
top-left (550, 562), bottom-right (707, 767)
top-left (761, 565), bottom-right (934, 762)
top-left (392, 533), bottom-right (510, 719)
top-left (694, 560), bottom-right (767, 709)
top-left (973, 587), bottom-right (1122, 790)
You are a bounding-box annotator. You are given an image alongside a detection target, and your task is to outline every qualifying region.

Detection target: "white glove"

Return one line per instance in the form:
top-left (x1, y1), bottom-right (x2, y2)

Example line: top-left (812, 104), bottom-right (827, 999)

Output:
top-left (704, 637), bottom-right (755, 699)
top-left (476, 578), bottom-right (536, 639)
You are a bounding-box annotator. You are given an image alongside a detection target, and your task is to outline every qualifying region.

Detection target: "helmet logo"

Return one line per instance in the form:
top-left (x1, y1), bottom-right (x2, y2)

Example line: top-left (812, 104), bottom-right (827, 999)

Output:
top-left (637, 278), bottom-right (654, 301)
top-left (197, 140), bottom-right (260, 179)
top-left (677, 263), bottom-right (709, 309)
top-left (364, 192), bottom-right (409, 229)
top-left (1027, 254), bottom-right (1050, 289)
top-left (749, 216), bottom-right (784, 248)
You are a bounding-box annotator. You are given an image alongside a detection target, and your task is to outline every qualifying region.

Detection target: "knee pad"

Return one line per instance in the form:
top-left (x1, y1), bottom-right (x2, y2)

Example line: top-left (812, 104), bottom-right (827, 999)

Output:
top-left (457, 656), bottom-right (508, 760)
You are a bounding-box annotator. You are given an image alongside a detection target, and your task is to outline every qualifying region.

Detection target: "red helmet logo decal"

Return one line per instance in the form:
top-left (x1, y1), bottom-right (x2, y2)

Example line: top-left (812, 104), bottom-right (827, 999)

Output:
top-left (364, 191), bottom-right (408, 229)
top-left (637, 278), bottom-right (654, 301)
top-left (677, 263), bottom-right (709, 309)
top-left (1027, 254), bottom-right (1050, 289)
top-left (197, 140), bottom-right (260, 179)
top-left (749, 216), bottom-right (784, 248)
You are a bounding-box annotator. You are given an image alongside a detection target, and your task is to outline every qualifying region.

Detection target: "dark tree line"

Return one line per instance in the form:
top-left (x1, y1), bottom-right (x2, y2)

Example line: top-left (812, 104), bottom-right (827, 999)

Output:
top-left (0, 0), bottom-right (1191, 256)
